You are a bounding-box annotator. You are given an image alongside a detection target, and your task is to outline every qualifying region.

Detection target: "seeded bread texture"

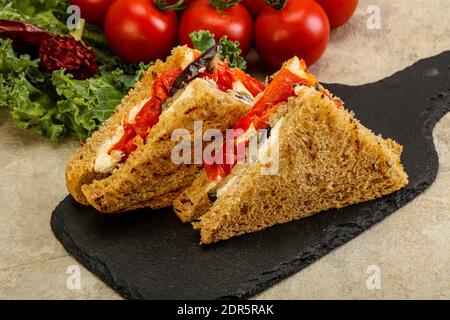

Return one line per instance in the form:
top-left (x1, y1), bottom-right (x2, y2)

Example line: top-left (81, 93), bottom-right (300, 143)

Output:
top-left (65, 46), bottom-right (195, 205)
top-left (81, 78), bottom-right (249, 213)
top-left (195, 87), bottom-right (408, 244)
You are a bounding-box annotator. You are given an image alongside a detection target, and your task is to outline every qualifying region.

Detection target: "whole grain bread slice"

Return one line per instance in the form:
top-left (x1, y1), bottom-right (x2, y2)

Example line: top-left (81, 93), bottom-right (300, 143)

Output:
top-left (81, 78), bottom-right (249, 213)
top-left (66, 46), bottom-right (196, 205)
top-left (194, 86), bottom-right (408, 244)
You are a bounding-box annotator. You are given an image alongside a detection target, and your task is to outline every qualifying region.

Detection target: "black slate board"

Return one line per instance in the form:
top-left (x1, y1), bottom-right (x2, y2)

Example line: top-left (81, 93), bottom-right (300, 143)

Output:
top-left (51, 52), bottom-right (450, 300)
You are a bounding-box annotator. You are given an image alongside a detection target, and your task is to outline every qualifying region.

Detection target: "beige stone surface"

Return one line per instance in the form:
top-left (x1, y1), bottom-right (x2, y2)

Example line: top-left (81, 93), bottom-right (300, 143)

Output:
top-left (0, 256), bottom-right (119, 299)
top-left (0, 0), bottom-right (449, 299)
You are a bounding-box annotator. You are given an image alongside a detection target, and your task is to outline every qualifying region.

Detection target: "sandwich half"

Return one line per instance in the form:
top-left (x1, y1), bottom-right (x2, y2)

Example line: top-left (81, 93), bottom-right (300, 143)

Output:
top-left (173, 57), bottom-right (409, 244)
top-left (66, 45), bottom-right (265, 213)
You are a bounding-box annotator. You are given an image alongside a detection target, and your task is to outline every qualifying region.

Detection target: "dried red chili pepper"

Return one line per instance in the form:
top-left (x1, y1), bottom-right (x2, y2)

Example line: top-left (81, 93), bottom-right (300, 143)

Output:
top-left (0, 20), bottom-right (52, 56)
top-left (0, 20), bottom-right (99, 80)
top-left (39, 35), bottom-right (98, 80)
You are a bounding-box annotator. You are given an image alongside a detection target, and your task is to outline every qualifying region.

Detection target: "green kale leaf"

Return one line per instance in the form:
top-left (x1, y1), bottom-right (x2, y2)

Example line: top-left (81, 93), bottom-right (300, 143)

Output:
top-left (190, 30), bottom-right (247, 70)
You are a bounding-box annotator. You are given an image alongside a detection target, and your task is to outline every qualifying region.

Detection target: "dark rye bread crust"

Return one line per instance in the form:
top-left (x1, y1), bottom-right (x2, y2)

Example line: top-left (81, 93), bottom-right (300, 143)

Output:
top-left (190, 87), bottom-right (408, 244)
top-left (81, 78), bottom-right (249, 213)
top-left (66, 46), bottom-right (195, 205)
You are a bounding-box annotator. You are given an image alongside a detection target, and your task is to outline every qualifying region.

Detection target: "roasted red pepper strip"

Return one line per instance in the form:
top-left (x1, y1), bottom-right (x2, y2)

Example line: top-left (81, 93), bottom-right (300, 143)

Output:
top-left (109, 69), bottom-right (182, 160)
top-left (198, 64), bottom-right (233, 92)
top-left (204, 61), bottom-right (317, 181)
top-left (114, 124), bottom-right (138, 161)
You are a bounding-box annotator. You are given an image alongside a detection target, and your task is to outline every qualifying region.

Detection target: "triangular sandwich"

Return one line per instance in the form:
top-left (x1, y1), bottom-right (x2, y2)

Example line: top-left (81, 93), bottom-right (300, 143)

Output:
top-left (66, 45), bottom-right (265, 213)
top-left (173, 57), bottom-right (408, 244)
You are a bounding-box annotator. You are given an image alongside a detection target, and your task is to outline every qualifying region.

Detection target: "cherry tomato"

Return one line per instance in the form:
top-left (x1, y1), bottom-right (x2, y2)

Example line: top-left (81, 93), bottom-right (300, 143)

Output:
top-left (104, 0), bottom-right (177, 63)
top-left (69, 0), bottom-right (115, 25)
top-left (255, 0), bottom-right (330, 68)
top-left (315, 0), bottom-right (358, 29)
top-left (241, 0), bottom-right (266, 18)
top-left (178, 0), bottom-right (253, 56)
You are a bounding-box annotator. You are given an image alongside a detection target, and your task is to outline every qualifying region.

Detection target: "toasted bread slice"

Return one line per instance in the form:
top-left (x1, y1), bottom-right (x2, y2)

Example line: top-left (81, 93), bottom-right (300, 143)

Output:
top-left (66, 46), bottom-right (197, 205)
top-left (81, 78), bottom-right (249, 213)
top-left (191, 86), bottom-right (408, 244)
top-left (174, 170), bottom-right (212, 222)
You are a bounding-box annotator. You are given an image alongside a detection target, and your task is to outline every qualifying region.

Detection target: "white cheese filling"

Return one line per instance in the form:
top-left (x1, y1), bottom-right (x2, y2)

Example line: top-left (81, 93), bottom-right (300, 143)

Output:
top-left (257, 117), bottom-right (283, 164)
top-left (216, 176), bottom-right (238, 199)
top-left (293, 84), bottom-right (309, 96)
top-left (229, 80), bottom-right (254, 105)
top-left (94, 125), bottom-right (125, 174)
top-left (285, 57), bottom-right (308, 79)
top-left (232, 80), bottom-right (253, 97)
top-left (127, 99), bottom-right (150, 124)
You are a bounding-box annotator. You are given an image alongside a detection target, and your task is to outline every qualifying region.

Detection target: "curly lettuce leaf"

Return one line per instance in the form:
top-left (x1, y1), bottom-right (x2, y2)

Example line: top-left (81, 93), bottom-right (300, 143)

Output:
top-left (218, 36), bottom-right (246, 70)
top-left (190, 30), bottom-right (216, 52)
top-left (0, 39), bottom-right (64, 141)
top-left (189, 30), bottom-right (247, 70)
top-left (52, 68), bottom-right (131, 141)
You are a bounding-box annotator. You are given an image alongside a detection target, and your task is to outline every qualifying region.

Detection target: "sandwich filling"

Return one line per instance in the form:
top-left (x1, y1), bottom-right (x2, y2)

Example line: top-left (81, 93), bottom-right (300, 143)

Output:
top-left (203, 58), bottom-right (343, 182)
top-left (94, 45), bottom-right (265, 173)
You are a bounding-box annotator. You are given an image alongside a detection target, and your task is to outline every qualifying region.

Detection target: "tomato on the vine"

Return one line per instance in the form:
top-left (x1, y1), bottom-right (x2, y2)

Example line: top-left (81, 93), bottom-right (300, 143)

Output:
top-left (255, 0), bottom-right (330, 68)
top-left (241, 0), bottom-right (266, 18)
top-left (69, 0), bottom-right (115, 25)
top-left (315, 0), bottom-right (358, 29)
top-left (178, 0), bottom-right (253, 56)
top-left (104, 0), bottom-right (178, 63)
